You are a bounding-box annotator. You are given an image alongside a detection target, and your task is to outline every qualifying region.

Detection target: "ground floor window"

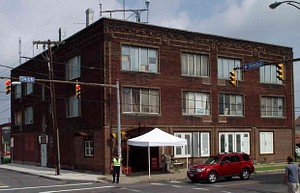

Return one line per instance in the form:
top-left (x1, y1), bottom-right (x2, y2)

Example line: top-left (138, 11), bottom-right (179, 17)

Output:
top-left (174, 132), bottom-right (210, 157)
top-left (219, 132), bottom-right (250, 154)
top-left (84, 140), bottom-right (94, 157)
top-left (259, 132), bottom-right (273, 154)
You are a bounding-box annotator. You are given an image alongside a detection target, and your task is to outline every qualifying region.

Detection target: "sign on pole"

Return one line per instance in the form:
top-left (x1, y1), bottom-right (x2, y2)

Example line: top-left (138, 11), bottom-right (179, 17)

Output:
top-left (19, 76), bottom-right (35, 83)
top-left (243, 60), bottom-right (264, 71)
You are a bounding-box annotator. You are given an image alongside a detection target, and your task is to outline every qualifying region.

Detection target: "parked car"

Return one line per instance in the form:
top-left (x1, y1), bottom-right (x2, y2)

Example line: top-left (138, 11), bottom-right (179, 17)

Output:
top-left (187, 152), bottom-right (255, 183)
top-left (295, 146), bottom-right (300, 158)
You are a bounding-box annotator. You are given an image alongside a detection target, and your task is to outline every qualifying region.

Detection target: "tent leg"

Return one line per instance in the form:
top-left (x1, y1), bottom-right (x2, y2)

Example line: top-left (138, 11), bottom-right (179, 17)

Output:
top-left (148, 146), bottom-right (151, 178)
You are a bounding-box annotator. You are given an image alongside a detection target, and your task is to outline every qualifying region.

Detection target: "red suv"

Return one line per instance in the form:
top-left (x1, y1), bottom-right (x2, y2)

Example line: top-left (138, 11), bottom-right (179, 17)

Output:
top-left (187, 152), bottom-right (254, 183)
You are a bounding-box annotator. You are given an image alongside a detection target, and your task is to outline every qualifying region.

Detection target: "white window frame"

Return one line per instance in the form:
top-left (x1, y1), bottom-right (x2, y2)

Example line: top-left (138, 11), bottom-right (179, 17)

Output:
top-left (174, 132), bottom-right (210, 158)
top-left (259, 132), bottom-right (274, 154)
top-left (181, 53), bottom-right (209, 77)
top-left (123, 88), bottom-right (160, 114)
top-left (182, 92), bottom-right (210, 115)
top-left (260, 65), bottom-right (282, 84)
top-left (122, 45), bottom-right (158, 73)
top-left (14, 84), bottom-right (21, 99)
top-left (217, 57), bottom-right (242, 80)
top-left (67, 95), bottom-right (81, 118)
top-left (260, 96), bottom-right (284, 117)
top-left (66, 55), bottom-right (81, 80)
top-left (24, 106), bottom-right (33, 125)
top-left (84, 140), bottom-right (94, 157)
top-left (219, 132), bottom-right (250, 154)
top-left (219, 94), bottom-right (244, 116)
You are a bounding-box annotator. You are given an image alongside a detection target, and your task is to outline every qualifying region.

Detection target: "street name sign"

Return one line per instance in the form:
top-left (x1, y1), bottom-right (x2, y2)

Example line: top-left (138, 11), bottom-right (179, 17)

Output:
top-left (243, 60), bottom-right (264, 71)
top-left (19, 76), bottom-right (35, 83)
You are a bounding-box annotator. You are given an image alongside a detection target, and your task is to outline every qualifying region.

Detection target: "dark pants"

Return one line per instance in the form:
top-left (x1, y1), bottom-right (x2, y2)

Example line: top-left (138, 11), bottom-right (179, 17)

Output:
top-left (112, 166), bottom-right (120, 183)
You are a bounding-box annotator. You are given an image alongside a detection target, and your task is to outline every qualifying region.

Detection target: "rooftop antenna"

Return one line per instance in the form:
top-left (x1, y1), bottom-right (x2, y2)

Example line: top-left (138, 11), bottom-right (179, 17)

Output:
top-left (100, 0), bottom-right (150, 23)
top-left (18, 37), bottom-right (22, 65)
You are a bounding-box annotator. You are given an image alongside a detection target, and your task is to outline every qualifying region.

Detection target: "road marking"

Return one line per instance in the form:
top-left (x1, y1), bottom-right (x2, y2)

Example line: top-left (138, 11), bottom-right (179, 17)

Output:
top-left (0, 182), bottom-right (93, 191)
top-left (193, 187), bottom-right (209, 191)
top-left (171, 185), bottom-right (182, 188)
top-left (120, 187), bottom-right (142, 192)
top-left (39, 185), bottom-right (115, 193)
top-left (221, 191), bottom-right (232, 193)
top-left (170, 180), bottom-right (183, 184)
top-left (0, 186), bottom-right (9, 189)
top-left (212, 184), bottom-right (224, 187)
top-left (150, 183), bottom-right (166, 186)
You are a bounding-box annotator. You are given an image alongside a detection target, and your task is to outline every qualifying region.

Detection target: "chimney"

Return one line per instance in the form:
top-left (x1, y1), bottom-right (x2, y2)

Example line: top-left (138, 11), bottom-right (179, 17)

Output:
top-left (86, 8), bottom-right (94, 27)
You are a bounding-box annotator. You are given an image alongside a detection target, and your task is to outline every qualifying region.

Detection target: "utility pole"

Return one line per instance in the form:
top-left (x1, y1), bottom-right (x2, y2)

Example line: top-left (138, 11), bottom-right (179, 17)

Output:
top-left (32, 39), bottom-right (63, 175)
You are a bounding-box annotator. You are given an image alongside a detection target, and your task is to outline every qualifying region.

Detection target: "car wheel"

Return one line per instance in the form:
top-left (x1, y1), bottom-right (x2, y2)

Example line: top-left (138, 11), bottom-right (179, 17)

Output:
top-left (207, 172), bottom-right (217, 183)
top-left (240, 169), bottom-right (250, 180)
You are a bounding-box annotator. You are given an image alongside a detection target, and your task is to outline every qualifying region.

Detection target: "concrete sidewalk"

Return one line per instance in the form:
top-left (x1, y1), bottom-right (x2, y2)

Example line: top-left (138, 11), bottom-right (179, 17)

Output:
top-left (0, 163), bottom-right (188, 184)
top-left (0, 162), bottom-right (285, 184)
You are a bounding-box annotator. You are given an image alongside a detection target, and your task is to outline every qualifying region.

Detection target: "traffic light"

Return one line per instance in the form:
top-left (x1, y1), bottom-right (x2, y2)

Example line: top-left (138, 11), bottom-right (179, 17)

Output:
top-left (5, 80), bottom-right (11, 95)
top-left (276, 63), bottom-right (284, 81)
top-left (229, 71), bottom-right (237, 87)
top-left (75, 83), bottom-right (81, 98)
top-left (111, 132), bottom-right (117, 138)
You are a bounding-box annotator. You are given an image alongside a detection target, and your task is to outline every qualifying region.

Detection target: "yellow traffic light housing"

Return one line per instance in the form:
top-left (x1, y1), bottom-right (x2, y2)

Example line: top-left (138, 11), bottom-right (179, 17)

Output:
top-left (75, 83), bottom-right (81, 98)
top-left (5, 80), bottom-right (11, 95)
top-left (111, 132), bottom-right (117, 138)
top-left (121, 131), bottom-right (128, 140)
top-left (276, 63), bottom-right (284, 81)
top-left (229, 71), bottom-right (237, 87)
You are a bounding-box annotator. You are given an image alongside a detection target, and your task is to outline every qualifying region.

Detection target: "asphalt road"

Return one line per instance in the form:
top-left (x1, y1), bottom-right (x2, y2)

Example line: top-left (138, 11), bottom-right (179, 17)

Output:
top-left (0, 169), bottom-right (287, 193)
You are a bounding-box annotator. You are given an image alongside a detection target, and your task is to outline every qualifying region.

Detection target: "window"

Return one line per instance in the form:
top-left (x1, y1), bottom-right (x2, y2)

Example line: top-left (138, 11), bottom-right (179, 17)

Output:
top-left (14, 84), bottom-right (21, 99)
top-left (260, 132), bottom-right (273, 154)
top-left (66, 56), bottom-right (81, 80)
top-left (218, 57), bottom-right (242, 80)
top-left (261, 96), bottom-right (284, 117)
top-left (67, 95), bottom-right (81, 117)
top-left (219, 132), bottom-right (250, 154)
top-left (219, 94), bottom-right (243, 116)
top-left (25, 83), bottom-right (33, 95)
top-left (182, 92), bottom-right (210, 115)
top-left (122, 45), bottom-right (158, 73)
top-left (260, 65), bottom-right (282, 84)
top-left (181, 53), bottom-right (209, 77)
top-left (85, 140), bottom-right (94, 157)
top-left (174, 132), bottom-right (210, 157)
top-left (24, 106), bottom-right (33, 125)
top-left (123, 88), bottom-right (160, 114)
top-left (14, 110), bottom-right (22, 126)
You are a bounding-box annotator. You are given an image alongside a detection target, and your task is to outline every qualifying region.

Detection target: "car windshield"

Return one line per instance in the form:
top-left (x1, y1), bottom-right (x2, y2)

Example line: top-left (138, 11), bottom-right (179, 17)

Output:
top-left (203, 156), bottom-right (221, 164)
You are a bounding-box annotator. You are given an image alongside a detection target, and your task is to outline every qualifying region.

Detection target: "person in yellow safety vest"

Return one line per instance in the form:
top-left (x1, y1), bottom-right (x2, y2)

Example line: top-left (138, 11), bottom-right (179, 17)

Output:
top-left (111, 154), bottom-right (122, 183)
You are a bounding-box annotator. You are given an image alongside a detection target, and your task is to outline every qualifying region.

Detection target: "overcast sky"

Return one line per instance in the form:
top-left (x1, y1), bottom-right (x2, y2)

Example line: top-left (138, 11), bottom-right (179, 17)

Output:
top-left (0, 0), bottom-right (300, 124)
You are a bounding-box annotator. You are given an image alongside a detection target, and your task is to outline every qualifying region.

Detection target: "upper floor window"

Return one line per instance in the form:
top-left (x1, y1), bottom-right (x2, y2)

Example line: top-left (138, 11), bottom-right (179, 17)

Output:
top-left (182, 92), bottom-right (210, 115)
top-left (260, 96), bottom-right (284, 117)
top-left (219, 94), bottom-right (244, 116)
top-left (67, 95), bottom-right (81, 118)
top-left (181, 53), bottom-right (209, 77)
top-left (66, 56), bottom-right (81, 80)
top-left (14, 84), bottom-right (21, 99)
top-left (14, 110), bottom-right (22, 126)
top-left (122, 45), bottom-right (158, 73)
top-left (24, 106), bottom-right (33, 125)
top-left (218, 57), bottom-right (242, 80)
top-left (25, 83), bottom-right (33, 95)
top-left (260, 65), bottom-right (282, 84)
top-left (123, 88), bottom-right (160, 114)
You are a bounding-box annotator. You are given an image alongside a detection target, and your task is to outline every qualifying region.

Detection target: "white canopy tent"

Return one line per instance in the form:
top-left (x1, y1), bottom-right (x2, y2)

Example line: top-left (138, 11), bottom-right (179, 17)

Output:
top-left (127, 128), bottom-right (187, 178)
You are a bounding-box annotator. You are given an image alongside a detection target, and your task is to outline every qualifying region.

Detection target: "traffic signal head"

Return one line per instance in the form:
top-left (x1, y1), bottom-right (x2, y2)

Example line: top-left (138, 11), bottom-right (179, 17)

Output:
top-left (75, 83), bottom-right (81, 98)
top-left (5, 80), bottom-right (11, 95)
top-left (229, 71), bottom-right (237, 87)
top-left (276, 63), bottom-right (284, 81)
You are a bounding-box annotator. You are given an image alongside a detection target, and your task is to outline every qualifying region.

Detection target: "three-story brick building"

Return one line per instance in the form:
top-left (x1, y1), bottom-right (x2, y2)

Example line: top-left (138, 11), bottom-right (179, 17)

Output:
top-left (10, 17), bottom-right (295, 174)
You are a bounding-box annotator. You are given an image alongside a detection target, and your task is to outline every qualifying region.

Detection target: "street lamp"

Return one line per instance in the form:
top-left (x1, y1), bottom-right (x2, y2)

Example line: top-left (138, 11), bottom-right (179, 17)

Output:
top-left (269, 1), bottom-right (300, 10)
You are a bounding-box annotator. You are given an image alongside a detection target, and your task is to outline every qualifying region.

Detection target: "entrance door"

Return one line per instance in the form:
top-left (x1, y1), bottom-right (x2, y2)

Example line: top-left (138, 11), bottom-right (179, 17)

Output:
top-left (41, 144), bottom-right (47, 167)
